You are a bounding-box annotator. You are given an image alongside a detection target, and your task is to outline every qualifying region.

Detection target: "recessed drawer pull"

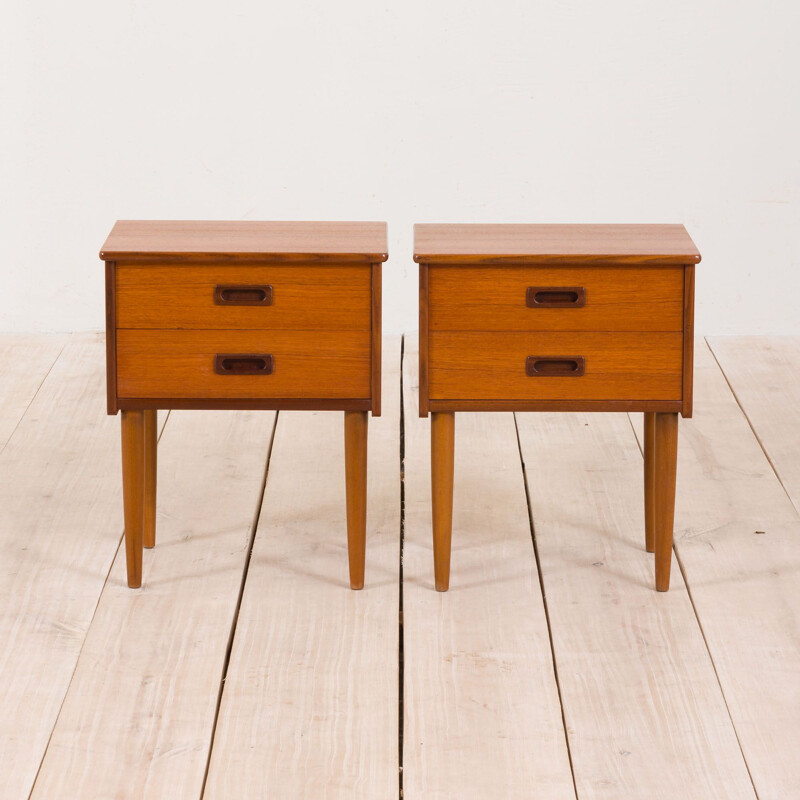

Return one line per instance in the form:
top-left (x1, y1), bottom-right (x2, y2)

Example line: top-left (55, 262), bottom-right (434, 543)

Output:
top-left (526, 287), bottom-right (586, 308)
top-left (214, 354), bottom-right (274, 375)
top-left (526, 356), bottom-right (586, 377)
top-left (214, 285), bottom-right (273, 305)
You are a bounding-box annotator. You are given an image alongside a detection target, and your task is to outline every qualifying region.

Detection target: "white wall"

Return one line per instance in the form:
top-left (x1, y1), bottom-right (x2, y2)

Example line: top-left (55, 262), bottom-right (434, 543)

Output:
top-left (2, 0), bottom-right (798, 334)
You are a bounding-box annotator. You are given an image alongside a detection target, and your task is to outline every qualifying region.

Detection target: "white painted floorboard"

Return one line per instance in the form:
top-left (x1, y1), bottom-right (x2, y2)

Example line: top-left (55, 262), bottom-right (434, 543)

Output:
top-left (31, 408), bottom-right (275, 798)
top-left (402, 336), bottom-right (576, 800)
top-left (0, 334), bottom-right (66, 453)
top-left (652, 338), bottom-right (800, 799)
top-left (204, 338), bottom-right (401, 800)
top-left (516, 403), bottom-right (755, 799)
top-left (0, 335), bottom-right (132, 799)
top-left (1, 334), bottom-right (799, 798)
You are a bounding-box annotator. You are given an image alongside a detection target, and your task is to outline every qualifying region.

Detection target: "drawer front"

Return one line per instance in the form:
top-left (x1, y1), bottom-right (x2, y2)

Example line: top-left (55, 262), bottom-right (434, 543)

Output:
top-left (429, 331), bottom-right (683, 401)
top-left (428, 265), bottom-right (684, 332)
top-left (117, 329), bottom-right (370, 399)
top-left (116, 263), bottom-right (371, 330)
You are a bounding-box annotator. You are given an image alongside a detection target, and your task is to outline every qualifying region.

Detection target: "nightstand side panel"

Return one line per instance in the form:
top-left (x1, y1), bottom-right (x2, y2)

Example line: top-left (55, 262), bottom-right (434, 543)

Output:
top-left (371, 263), bottom-right (382, 416)
top-left (105, 261), bottom-right (118, 415)
top-left (419, 263), bottom-right (430, 417)
top-left (682, 264), bottom-right (696, 418)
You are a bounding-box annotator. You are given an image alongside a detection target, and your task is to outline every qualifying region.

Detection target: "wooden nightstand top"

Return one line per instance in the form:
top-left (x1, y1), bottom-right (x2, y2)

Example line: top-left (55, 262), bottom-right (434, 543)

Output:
top-left (414, 224), bottom-right (700, 266)
top-left (100, 220), bottom-right (389, 264)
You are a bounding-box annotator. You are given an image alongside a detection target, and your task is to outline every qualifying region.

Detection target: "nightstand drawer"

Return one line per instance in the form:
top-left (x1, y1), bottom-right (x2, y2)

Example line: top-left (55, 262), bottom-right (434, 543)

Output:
top-left (428, 331), bottom-right (683, 401)
top-left (116, 263), bottom-right (371, 330)
top-left (117, 329), bottom-right (370, 399)
top-left (428, 265), bottom-right (684, 332)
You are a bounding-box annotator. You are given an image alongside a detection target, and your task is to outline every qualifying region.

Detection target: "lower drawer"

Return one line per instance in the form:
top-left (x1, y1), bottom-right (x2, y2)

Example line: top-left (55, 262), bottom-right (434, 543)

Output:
top-left (117, 329), bottom-right (370, 399)
top-left (428, 331), bottom-right (683, 401)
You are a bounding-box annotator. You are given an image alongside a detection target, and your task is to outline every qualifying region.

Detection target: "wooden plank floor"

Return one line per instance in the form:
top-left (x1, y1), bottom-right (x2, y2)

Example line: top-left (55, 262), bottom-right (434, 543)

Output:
top-left (0, 334), bottom-right (66, 453)
top-left (204, 338), bottom-right (401, 799)
top-left (402, 337), bottom-right (575, 800)
top-left (0, 335), bottom-right (155, 800)
top-left (0, 333), bottom-right (798, 798)
top-left (516, 368), bottom-right (754, 799)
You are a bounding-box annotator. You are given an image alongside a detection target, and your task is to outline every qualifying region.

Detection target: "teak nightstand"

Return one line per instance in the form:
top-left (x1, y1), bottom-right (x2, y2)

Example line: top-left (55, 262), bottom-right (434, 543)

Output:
top-left (415, 223), bottom-right (700, 592)
top-left (101, 220), bottom-right (387, 590)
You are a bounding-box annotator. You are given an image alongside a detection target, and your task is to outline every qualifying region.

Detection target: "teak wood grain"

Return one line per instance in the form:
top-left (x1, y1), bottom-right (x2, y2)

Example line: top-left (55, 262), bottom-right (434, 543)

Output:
top-left (116, 397), bottom-right (372, 412)
top-left (643, 411), bottom-right (657, 553)
top-left (416, 223), bottom-right (698, 592)
top-left (102, 220), bottom-right (384, 589)
top-left (105, 262), bottom-right (117, 414)
top-left (120, 410), bottom-right (145, 588)
top-left (654, 412), bottom-right (679, 591)
top-left (429, 265), bottom-right (684, 332)
top-left (428, 331), bottom-right (683, 402)
top-left (414, 223), bottom-right (701, 265)
top-left (143, 409), bottom-right (157, 549)
top-left (116, 329), bottom-right (370, 400)
top-left (101, 220), bottom-right (389, 263)
top-left (116, 263), bottom-right (371, 330)
top-left (370, 263), bottom-right (382, 416)
top-left (430, 411), bottom-right (455, 591)
top-left (427, 398), bottom-right (684, 413)
top-left (682, 265), bottom-right (696, 417)
top-left (418, 264), bottom-right (429, 417)
top-left (343, 410), bottom-right (368, 590)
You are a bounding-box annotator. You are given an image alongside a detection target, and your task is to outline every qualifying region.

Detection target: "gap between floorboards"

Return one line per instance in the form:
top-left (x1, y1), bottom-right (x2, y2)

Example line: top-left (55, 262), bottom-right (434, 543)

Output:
top-left (197, 411), bottom-right (280, 799)
top-left (27, 409), bottom-right (173, 800)
top-left (512, 413), bottom-right (580, 800)
top-left (624, 370), bottom-right (760, 800)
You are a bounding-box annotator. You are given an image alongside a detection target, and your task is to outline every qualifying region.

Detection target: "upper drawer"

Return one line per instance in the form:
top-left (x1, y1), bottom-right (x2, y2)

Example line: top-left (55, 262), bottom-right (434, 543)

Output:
top-left (427, 265), bottom-right (684, 332)
top-left (115, 262), bottom-right (372, 330)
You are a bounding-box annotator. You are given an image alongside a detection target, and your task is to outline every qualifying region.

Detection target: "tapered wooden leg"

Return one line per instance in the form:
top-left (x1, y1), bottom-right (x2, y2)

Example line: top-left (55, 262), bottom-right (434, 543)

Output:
top-left (143, 410), bottom-right (157, 549)
top-left (431, 411), bottom-right (455, 592)
top-left (344, 410), bottom-right (368, 590)
top-left (643, 412), bottom-right (656, 553)
top-left (121, 410), bottom-right (145, 589)
top-left (654, 412), bottom-right (679, 592)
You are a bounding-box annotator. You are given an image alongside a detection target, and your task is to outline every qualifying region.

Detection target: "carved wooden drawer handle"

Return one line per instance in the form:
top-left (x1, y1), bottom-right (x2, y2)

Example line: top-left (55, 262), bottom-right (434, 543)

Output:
top-left (214, 285), bottom-right (273, 305)
top-left (214, 354), bottom-right (274, 375)
top-left (526, 287), bottom-right (586, 308)
top-left (526, 356), bottom-right (585, 377)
